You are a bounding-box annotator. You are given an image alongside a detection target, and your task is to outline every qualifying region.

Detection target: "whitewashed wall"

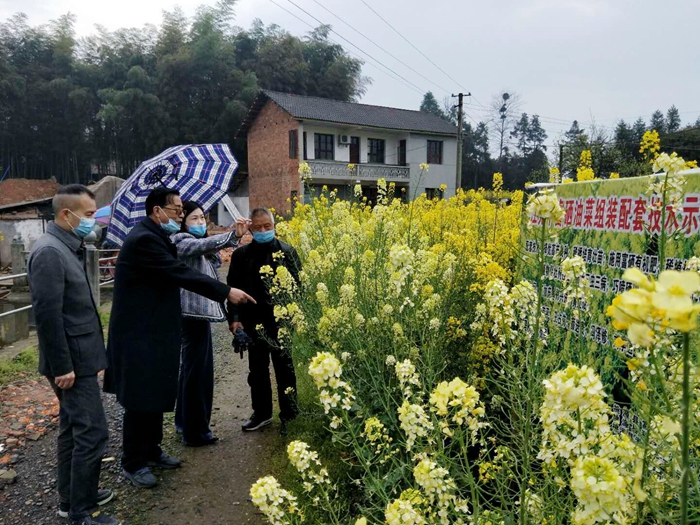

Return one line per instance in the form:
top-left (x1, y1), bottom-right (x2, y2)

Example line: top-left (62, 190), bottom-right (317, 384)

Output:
top-left (0, 219), bottom-right (46, 266)
top-left (406, 133), bottom-right (458, 197)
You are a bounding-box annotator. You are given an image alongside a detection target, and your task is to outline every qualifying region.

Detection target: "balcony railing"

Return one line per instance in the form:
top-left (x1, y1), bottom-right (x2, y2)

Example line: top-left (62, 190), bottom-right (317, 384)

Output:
top-left (308, 160), bottom-right (410, 181)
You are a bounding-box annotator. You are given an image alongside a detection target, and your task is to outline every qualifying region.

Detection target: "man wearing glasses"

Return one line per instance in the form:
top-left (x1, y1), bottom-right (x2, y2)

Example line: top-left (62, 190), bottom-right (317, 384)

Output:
top-left (105, 187), bottom-right (255, 489)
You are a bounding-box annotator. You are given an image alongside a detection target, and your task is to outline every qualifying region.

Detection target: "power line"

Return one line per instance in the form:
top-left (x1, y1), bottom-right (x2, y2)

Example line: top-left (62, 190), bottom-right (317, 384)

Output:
top-left (283, 0), bottom-right (429, 95)
top-left (358, 0), bottom-right (470, 94)
top-left (267, 0), bottom-right (425, 97)
top-left (309, 0), bottom-right (453, 97)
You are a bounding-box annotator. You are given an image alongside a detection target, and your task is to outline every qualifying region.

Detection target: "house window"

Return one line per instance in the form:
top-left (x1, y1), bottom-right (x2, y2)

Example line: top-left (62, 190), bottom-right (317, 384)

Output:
top-left (398, 140), bottom-right (406, 166)
top-left (427, 140), bottom-right (443, 164)
top-left (425, 187), bottom-right (444, 200)
top-left (368, 138), bottom-right (385, 164)
top-left (314, 133), bottom-right (334, 160)
top-left (288, 130), bottom-right (298, 159)
top-left (303, 132), bottom-right (308, 160)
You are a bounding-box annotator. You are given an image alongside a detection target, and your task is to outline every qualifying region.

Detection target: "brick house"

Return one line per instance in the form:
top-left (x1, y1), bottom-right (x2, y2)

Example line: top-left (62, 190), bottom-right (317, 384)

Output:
top-left (234, 90), bottom-right (458, 215)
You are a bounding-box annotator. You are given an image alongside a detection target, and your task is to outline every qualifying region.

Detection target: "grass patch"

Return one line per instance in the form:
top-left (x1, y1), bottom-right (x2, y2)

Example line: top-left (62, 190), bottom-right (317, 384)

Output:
top-left (262, 339), bottom-right (359, 521)
top-left (0, 347), bottom-right (39, 386)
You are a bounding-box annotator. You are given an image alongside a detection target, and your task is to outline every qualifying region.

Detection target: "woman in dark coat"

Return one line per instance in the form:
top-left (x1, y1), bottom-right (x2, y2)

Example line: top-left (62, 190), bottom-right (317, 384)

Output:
top-left (104, 187), bottom-right (254, 489)
top-left (172, 201), bottom-right (249, 446)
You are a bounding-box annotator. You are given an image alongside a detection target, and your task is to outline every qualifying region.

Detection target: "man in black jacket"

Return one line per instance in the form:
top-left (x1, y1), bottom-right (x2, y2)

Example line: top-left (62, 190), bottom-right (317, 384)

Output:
top-left (227, 207), bottom-right (301, 433)
top-left (27, 185), bottom-right (119, 525)
top-left (104, 188), bottom-right (254, 489)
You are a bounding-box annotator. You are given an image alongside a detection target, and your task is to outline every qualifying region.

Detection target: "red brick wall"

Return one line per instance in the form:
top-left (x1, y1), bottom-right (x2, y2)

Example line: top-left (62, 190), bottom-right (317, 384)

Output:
top-left (247, 101), bottom-right (300, 216)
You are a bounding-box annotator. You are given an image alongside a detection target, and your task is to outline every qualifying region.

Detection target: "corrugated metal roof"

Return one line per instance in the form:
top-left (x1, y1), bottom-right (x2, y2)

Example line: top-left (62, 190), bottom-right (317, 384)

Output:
top-left (236, 90), bottom-right (458, 138)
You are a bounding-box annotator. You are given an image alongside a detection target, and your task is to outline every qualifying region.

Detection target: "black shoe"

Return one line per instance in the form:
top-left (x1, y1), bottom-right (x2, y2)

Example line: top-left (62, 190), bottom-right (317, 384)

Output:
top-left (122, 467), bottom-right (157, 489)
top-left (71, 511), bottom-right (121, 525)
top-left (184, 435), bottom-right (219, 447)
top-left (242, 414), bottom-right (272, 432)
top-left (58, 489), bottom-right (115, 518)
top-left (147, 452), bottom-right (181, 469)
top-left (279, 421), bottom-right (289, 436)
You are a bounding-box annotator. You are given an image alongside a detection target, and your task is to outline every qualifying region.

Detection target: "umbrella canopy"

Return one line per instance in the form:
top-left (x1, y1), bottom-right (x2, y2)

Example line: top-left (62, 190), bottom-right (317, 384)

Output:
top-left (105, 144), bottom-right (238, 246)
top-left (94, 205), bottom-right (112, 222)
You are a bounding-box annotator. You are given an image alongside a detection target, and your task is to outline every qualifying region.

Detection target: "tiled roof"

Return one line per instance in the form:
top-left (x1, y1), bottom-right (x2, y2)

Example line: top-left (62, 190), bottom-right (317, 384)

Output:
top-left (237, 90), bottom-right (458, 137)
top-left (0, 178), bottom-right (60, 207)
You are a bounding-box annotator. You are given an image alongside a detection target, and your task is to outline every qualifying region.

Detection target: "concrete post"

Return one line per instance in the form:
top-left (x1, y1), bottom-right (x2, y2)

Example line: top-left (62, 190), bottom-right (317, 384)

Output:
top-left (85, 242), bottom-right (100, 307)
top-left (11, 235), bottom-right (27, 289)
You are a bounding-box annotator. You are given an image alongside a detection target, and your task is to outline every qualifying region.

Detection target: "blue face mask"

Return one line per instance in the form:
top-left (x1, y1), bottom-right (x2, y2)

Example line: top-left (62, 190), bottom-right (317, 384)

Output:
top-left (252, 230), bottom-right (275, 243)
top-left (69, 211), bottom-right (96, 239)
top-left (157, 208), bottom-right (181, 234)
top-left (188, 224), bottom-right (207, 237)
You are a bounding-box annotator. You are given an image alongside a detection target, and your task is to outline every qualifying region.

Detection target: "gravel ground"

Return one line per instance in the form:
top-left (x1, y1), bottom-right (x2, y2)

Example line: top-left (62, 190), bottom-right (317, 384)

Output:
top-left (1, 309), bottom-right (286, 524)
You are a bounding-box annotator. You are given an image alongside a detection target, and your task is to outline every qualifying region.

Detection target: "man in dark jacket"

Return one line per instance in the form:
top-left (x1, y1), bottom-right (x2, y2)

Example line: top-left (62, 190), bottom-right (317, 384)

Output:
top-left (27, 185), bottom-right (119, 525)
top-left (104, 187), bottom-right (254, 489)
top-left (227, 207), bottom-right (301, 433)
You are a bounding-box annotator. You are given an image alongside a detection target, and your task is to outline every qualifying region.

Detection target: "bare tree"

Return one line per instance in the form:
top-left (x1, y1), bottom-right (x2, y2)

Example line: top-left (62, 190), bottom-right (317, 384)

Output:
top-left (489, 90), bottom-right (522, 168)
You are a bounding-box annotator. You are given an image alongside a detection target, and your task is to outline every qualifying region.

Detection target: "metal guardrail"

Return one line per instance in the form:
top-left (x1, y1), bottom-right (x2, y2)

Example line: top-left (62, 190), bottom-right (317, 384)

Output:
top-left (0, 273), bottom-right (27, 283)
top-left (0, 279), bottom-right (115, 321)
top-left (0, 304), bottom-right (32, 320)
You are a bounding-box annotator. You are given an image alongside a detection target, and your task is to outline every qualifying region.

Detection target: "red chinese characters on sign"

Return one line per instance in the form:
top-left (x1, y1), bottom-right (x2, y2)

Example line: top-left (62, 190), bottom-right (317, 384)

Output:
top-left (632, 197), bottom-right (647, 233)
top-left (544, 190), bottom-right (699, 236)
top-left (583, 197), bottom-right (595, 229)
top-left (665, 204), bottom-right (682, 233)
top-left (618, 197), bottom-right (633, 232)
top-left (681, 195), bottom-right (700, 234)
top-left (605, 197), bottom-right (619, 231)
top-left (593, 197), bottom-right (606, 230)
top-left (648, 196), bottom-right (662, 234)
top-left (574, 199), bottom-right (584, 228)
top-left (563, 198), bottom-right (575, 227)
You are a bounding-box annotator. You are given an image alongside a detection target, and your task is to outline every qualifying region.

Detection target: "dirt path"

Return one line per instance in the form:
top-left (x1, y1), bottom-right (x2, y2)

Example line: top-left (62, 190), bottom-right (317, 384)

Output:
top-left (1, 312), bottom-right (287, 525)
top-left (131, 320), bottom-right (285, 525)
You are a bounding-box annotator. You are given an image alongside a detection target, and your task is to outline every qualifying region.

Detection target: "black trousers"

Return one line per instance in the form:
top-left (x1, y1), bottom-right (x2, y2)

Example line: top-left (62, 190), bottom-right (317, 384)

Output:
top-left (50, 375), bottom-right (109, 520)
top-left (121, 410), bottom-right (163, 473)
top-left (175, 318), bottom-right (214, 444)
top-left (248, 338), bottom-right (298, 421)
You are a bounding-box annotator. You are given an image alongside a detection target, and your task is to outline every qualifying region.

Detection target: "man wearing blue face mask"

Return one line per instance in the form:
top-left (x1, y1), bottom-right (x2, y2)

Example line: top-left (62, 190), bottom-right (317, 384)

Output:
top-left (27, 185), bottom-right (120, 525)
top-left (226, 208), bottom-right (302, 434)
top-left (104, 188), bottom-right (255, 489)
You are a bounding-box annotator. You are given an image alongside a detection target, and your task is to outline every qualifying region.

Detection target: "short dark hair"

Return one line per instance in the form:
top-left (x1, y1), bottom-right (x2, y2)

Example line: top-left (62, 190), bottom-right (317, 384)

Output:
top-left (52, 184), bottom-right (95, 214)
top-left (180, 201), bottom-right (206, 235)
top-left (250, 207), bottom-right (274, 223)
top-left (145, 187), bottom-right (180, 216)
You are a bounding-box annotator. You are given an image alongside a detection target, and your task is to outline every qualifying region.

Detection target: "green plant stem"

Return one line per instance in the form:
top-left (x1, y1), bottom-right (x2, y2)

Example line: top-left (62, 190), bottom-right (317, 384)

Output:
top-left (648, 345), bottom-right (674, 413)
top-left (636, 401), bottom-right (653, 523)
top-left (679, 333), bottom-right (691, 525)
top-left (658, 170), bottom-right (670, 266)
top-left (519, 219), bottom-right (547, 525)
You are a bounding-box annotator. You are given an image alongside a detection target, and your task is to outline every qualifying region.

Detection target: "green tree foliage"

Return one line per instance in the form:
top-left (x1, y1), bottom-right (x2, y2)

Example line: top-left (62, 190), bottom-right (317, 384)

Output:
top-left (0, 5), bottom-right (366, 182)
top-left (419, 91), bottom-right (446, 119)
top-left (650, 109), bottom-right (666, 134)
top-left (666, 105), bottom-right (681, 133)
top-left (462, 121), bottom-right (493, 189)
top-left (632, 117), bottom-right (647, 144)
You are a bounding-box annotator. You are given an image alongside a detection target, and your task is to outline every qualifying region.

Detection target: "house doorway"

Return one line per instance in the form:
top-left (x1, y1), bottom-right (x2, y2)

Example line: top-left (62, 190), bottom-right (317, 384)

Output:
top-left (350, 136), bottom-right (360, 164)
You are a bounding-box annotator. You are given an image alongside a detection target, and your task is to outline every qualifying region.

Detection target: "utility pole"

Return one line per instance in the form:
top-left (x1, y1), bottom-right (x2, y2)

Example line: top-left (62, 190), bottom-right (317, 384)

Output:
top-left (452, 92), bottom-right (468, 193)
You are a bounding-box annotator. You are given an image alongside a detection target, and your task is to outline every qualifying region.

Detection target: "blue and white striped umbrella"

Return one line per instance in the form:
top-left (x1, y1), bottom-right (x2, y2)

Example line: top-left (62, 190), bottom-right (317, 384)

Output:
top-left (105, 144), bottom-right (238, 246)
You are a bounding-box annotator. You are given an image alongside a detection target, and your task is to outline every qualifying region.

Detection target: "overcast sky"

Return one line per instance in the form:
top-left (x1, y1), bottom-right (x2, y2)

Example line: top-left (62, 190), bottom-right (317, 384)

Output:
top-left (2, 0), bottom-right (698, 144)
